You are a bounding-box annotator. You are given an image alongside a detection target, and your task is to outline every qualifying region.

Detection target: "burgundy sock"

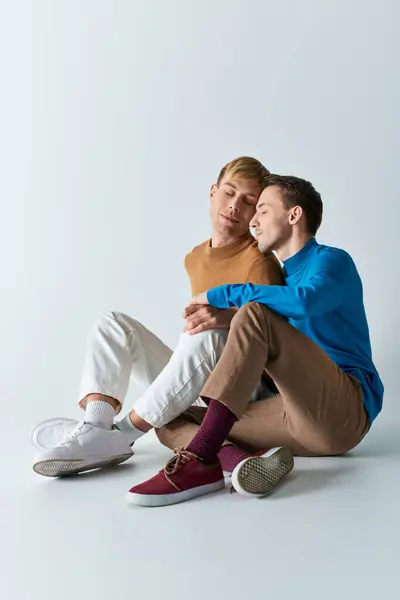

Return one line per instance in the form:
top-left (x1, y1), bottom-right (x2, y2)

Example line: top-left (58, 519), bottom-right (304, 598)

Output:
top-left (218, 445), bottom-right (251, 473)
top-left (219, 446), bottom-right (269, 472)
top-left (187, 400), bottom-right (237, 464)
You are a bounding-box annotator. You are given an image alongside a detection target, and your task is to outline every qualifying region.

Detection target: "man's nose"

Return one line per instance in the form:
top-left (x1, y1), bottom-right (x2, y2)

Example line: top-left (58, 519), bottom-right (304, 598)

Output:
top-left (229, 196), bottom-right (241, 213)
top-left (250, 214), bottom-right (258, 228)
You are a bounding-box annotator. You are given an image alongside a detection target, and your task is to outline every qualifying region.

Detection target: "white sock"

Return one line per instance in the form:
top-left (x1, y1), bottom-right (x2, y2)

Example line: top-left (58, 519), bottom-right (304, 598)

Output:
top-left (85, 401), bottom-right (116, 430)
top-left (116, 414), bottom-right (146, 442)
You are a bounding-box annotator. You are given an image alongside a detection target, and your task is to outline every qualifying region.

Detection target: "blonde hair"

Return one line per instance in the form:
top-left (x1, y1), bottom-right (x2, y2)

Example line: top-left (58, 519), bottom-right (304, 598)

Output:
top-left (217, 156), bottom-right (270, 187)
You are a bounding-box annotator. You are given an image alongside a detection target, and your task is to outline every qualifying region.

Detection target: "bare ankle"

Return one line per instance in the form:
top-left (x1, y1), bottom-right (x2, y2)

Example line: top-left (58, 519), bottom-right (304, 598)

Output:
top-left (129, 410), bottom-right (152, 433)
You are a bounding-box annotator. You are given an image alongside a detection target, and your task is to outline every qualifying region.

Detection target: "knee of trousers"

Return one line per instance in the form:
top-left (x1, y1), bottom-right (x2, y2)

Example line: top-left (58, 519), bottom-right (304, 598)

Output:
top-left (95, 310), bottom-right (140, 333)
top-left (231, 302), bottom-right (271, 328)
top-left (181, 328), bottom-right (228, 348)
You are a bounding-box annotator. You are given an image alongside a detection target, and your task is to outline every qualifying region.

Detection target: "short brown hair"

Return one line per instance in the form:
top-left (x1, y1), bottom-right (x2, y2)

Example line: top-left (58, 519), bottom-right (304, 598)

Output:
top-left (217, 156), bottom-right (270, 188)
top-left (264, 174), bottom-right (323, 236)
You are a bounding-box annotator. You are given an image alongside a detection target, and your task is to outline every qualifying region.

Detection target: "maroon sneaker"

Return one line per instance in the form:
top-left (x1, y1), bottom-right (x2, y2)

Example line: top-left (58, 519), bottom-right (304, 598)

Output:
top-left (231, 446), bottom-right (294, 498)
top-left (126, 449), bottom-right (225, 507)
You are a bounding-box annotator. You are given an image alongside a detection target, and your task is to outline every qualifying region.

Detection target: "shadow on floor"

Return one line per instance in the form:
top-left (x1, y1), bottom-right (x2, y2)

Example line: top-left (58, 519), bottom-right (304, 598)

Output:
top-left (269, 464), bottom-right (357, 499)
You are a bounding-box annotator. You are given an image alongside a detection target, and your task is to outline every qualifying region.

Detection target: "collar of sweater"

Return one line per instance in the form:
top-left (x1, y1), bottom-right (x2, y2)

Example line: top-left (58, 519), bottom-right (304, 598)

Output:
top-left (283, 237), bottom-right (318, 277)
top-left (205, 233), bottom-right (255, 259)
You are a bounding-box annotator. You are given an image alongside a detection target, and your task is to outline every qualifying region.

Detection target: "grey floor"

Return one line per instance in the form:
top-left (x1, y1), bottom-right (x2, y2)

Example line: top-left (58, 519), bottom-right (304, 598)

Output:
top-left (3, 409), bottom-right (399, 600)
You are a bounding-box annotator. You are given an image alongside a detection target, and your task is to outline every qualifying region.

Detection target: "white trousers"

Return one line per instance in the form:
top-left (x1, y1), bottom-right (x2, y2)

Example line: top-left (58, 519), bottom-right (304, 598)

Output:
top-left (79, 311), bottom-right (268, 429)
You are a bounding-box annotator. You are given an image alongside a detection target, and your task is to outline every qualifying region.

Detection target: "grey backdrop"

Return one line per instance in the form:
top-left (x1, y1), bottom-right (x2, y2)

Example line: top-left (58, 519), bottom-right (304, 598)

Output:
top-left (0, 0), bottom-right (398, 443)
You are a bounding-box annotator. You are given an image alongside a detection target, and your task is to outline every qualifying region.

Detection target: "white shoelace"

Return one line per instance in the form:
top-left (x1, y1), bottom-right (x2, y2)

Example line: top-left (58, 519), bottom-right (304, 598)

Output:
top-left (58, 421), bottom-right (86, 447)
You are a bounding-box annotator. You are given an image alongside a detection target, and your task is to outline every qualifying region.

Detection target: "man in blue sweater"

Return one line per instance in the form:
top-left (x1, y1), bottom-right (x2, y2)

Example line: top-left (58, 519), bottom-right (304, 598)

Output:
top-left (127, 175), bottom-right (384, 507)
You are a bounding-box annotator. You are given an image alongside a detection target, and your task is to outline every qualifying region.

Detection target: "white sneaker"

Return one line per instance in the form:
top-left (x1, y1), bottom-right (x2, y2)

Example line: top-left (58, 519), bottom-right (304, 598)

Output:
top-left (31, 417), bottom-right (136, 450)
top-left (31, 417), bottom-right (79, 450)
top-left (231, 446), bottom-right (294, 498)
top-left (32, 421), bottom-right (134, 478)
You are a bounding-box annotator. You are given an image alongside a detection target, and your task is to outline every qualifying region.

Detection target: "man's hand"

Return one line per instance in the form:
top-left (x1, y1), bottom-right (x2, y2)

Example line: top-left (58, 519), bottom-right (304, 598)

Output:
top-left (189, 292), bottom-right (210, 306)
top-left (183, 304), bottom-right (237, 335)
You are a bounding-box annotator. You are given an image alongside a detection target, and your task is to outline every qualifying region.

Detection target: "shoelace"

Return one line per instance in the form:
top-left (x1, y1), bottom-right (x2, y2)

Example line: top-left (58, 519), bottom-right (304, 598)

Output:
top-left (58, 422), bottom-right (85, 447)
top-left (163, 448), bottom-right (200, 492)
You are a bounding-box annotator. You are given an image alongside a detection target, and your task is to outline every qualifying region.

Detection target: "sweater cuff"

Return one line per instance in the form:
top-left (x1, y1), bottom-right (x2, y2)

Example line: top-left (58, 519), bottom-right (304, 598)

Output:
top-left (207, 286), bottom-right (228, 309)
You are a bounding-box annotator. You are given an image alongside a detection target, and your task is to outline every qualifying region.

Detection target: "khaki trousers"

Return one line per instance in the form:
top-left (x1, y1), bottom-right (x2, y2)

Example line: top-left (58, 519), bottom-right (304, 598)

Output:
top-left (157, 303), bottom-right (369, 456)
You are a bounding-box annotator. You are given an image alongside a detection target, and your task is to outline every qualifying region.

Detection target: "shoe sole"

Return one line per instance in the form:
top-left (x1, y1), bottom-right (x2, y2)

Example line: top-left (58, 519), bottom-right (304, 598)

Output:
top-left (126, 479), bottom-right (225, 507)
top-left (231, 446), bottom-right (294, 497)
top-left (33, 452), bottom-right (133, 478)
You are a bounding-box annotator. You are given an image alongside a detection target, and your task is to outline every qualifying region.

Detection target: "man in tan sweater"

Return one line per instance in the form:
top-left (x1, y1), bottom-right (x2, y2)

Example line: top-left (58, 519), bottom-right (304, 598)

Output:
top-left (32, 157), bottom-right (283, 478)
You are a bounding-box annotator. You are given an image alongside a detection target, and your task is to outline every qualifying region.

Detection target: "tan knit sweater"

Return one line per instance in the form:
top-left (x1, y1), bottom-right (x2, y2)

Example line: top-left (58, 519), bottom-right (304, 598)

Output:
top-left (185, 233), bottom-right (284, 295)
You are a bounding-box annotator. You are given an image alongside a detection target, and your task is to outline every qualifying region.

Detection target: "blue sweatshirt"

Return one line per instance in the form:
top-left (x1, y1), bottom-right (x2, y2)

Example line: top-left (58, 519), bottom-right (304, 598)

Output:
top-left (207, 238), bottom-right (383, 424)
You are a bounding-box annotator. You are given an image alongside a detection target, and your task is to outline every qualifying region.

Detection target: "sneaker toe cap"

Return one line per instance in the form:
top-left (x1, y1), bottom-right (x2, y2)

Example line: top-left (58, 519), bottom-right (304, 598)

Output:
top-left (128, 471), bottom-right (174, 496)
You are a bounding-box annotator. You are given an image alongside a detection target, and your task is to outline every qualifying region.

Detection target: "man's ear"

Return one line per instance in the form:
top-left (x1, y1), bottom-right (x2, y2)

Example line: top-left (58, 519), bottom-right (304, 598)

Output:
top-left (289, 205), bottom-right (303, 226)
top-left (210, 184), bottom-right (218, 203)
